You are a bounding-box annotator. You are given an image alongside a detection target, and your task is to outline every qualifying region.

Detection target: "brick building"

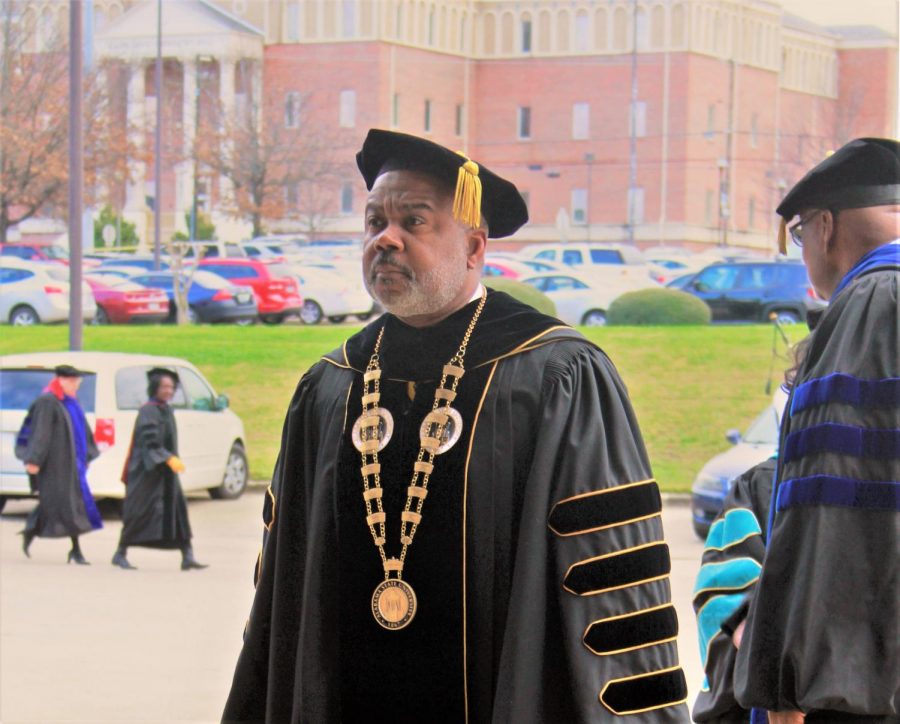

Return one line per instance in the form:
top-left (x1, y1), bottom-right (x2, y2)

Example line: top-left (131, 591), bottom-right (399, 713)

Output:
top-left (18, 0), bottom-right (899, 250)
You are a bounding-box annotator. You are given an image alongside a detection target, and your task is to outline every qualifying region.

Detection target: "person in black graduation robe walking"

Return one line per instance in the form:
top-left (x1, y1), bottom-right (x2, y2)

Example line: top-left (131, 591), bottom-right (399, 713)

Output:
top-left (223, 130), bottom-right (688, 723)
top-left (111, 367), bottom-right (207, 571)
top-left (18, 364), bottom-right (102, 564)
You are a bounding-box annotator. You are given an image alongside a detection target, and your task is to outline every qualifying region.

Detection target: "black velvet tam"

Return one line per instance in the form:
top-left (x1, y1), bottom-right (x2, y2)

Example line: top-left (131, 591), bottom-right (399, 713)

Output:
top-left (583, 604), bottom-right (679, 656)
top-left (777, 137), bottom-right (900, 220)
top-left (563, 542), bottom-right (671, 596)
top-left (356, 128), bottom-right (529, 238)
top-left (600, 667), bottom-right (688, 716)
top-left (548, 480), bottom-right (661, 536)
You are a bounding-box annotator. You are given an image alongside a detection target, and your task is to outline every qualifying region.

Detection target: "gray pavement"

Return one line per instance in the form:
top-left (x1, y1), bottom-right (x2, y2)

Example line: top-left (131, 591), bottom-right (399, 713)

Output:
top-left (0, 491), bottom-right (704, 723)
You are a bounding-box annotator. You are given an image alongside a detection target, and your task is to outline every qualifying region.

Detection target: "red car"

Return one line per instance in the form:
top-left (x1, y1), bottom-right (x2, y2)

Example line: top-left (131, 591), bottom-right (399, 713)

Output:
top-left (198, 259), bottom-right (302, 324)
top-left (85, 276), bottom-right (170, 324)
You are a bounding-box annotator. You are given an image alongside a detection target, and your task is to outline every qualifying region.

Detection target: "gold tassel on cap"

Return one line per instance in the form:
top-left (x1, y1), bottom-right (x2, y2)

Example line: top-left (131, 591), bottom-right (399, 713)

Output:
top-left (777, 217), bottom-right (787, 255)
top-left (453, 153), bottom-right (483, 229)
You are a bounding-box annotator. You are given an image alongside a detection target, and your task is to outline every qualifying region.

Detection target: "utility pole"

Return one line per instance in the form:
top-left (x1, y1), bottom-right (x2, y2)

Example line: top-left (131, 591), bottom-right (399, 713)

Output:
top-left (627, 0), bottom-right (639, 245)
top-left (153, 0), bottom-right (162, 270)
top-left (68, 1), bottom-right (84, 351)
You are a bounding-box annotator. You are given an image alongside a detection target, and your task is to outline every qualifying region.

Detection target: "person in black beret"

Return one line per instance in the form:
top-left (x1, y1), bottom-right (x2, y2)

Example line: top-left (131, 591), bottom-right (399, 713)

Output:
top-left (112, 367), bottom-right (207, 571)
top-left (732, 138), bottom-right (900, 724)
top-left (224, 129), bottom-right (688, 722)
top-left (16, 365), bottom-right (102, 564)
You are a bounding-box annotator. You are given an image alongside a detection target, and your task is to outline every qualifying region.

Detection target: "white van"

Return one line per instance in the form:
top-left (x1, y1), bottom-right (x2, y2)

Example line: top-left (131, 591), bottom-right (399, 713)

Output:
top-left (0, 352), bottom-right (248, 510)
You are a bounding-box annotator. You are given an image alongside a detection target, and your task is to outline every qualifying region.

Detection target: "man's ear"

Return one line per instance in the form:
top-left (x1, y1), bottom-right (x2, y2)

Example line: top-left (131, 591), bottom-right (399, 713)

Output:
top-left (466, 228), bottom-right (487, 270)
top-left (822, 210), bottom-right (839, 253)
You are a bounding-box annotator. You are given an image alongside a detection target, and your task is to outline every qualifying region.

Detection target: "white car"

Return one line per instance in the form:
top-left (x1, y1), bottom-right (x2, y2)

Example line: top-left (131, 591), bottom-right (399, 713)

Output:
top-left (292, 264), bottom-right (375, 324)
top-left (0, 257), bottom-right (96, 325)
top-left (0, 352), bottom-right (249, 509)
top-left (520, 271), bottom-right (641, 326)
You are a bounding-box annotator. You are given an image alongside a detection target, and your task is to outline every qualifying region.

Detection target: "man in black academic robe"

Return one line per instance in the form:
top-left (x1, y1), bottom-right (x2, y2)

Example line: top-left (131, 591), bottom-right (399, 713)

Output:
top-left (18, 364), bottom-right (102, 564)
top-left (734, 138), bottom-right (900, 722)
top-left (112, 367), bottom-right (207, 571)
top-left (224, 131), bottom-right (688, 723)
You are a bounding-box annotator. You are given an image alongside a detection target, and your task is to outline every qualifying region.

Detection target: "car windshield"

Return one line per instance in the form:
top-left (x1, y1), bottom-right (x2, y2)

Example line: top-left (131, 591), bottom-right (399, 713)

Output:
top-left (742, 403), bottom-right (780, 445)
top-left (0, 369), bottom-right (96, 412)
top-left (43, 245), bottom-right (69, 260)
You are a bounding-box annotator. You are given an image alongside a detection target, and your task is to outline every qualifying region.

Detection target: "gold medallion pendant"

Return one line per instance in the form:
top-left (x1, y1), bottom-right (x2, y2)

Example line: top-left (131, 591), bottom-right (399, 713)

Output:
top-left (419, 406), bottom-right (463, 455)
top-left (371, 579), bottom-right (417, 630)
top-left (351, 407), bottom-right (394, 453)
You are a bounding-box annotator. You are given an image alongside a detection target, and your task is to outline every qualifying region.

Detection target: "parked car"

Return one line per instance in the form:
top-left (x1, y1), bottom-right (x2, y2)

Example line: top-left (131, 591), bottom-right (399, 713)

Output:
top-left (292, 265), bottom-right (374, 324)
top-left (482, 257), bottom-right (541, 279)
top-left (0, 352), bottom-right (249, 508)
top-left (177, 240), bottom-right (246, 261)
top-left (0, 258), bottom-right (96, 325)
top-left (520, 242), bottom-right (646, 266)
top-left (0, 241), bottom-right (70, 265)
top-left (665, 272), bottom-right (698, 291)
top-left (130, 269), bottom-right (258, 324)
top-left (520, 271), bottom-right (635, 326)
top-left (690, 387), bottom-right (788, 539)
top-left (84, 277), bottom-right (170, 324)
top-left (99, 255), bottom-right (169, 271)
top-left (198, 259), bottom-right (302, 324)
top-left (681, 260), bottom-right (825, 324)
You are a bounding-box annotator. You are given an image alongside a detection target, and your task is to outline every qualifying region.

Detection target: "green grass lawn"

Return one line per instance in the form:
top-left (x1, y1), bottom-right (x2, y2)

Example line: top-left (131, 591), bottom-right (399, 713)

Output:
top-left (0, 323), bottom-right (805, 492)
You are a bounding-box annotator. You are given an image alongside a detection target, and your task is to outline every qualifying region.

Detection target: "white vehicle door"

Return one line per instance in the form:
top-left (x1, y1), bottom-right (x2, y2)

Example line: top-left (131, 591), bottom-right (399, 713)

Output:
top-left (174, 366), bottom-right (229, 491)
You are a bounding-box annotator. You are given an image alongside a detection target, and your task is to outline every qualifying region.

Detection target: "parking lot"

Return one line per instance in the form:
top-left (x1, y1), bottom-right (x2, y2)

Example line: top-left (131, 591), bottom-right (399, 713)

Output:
top-left (1, 490), bottom-right (704, 723)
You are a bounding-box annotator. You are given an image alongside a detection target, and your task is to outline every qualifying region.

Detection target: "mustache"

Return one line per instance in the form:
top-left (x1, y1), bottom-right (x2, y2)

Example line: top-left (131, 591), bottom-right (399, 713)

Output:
top-left (369, 252), bottom-right (414, 280)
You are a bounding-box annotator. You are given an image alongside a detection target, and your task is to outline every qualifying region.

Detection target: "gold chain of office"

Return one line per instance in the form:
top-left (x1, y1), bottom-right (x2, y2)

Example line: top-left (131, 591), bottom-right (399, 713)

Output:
top-left (354, 288), bottom-right (487, 630)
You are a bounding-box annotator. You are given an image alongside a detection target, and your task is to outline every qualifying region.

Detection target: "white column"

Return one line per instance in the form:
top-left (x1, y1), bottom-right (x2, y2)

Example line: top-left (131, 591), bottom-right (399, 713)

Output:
top-left (125, 61), bottom-right (148, 249)
top-left (218, 58), bottom-right (236, 208)
top-left (176, 59), bottom-right (196, 235)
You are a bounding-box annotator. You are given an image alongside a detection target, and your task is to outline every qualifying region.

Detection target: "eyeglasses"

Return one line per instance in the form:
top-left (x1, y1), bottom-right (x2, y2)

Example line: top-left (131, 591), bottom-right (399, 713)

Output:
top-left (787, 211), bottom-right (821, 248)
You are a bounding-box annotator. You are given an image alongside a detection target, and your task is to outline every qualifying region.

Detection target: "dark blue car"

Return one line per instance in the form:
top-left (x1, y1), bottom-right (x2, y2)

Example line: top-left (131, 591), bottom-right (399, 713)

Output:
top-left (130, 270), bottom-right (257, 324)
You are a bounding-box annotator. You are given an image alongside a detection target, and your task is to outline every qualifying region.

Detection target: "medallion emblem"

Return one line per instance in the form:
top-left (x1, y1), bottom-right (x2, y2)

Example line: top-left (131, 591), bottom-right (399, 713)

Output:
top-left (352, 407), bottom-right (394, 453)
top-left (372, 579), bottom-right (417, 630)
top-left (419, 406), bottom-right (463, 455)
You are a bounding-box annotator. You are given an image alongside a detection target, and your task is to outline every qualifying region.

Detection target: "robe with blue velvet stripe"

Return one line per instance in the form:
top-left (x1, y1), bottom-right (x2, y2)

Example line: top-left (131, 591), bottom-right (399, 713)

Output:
top-left (692, 457), bottom-right (774, 723)
top-left (734, 260), bottom-right (900, 719)
top-left (223, 290), bottom-right (689, 723)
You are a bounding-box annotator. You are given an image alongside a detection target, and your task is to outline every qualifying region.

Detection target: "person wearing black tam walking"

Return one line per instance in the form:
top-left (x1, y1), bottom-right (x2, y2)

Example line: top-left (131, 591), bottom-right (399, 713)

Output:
top-left (732, 138), bottom-right (900, 724)
top-left (16, 364), bottom-right (103, 564)
top-left (112, 367), bottom-right (207, 571)
top-left (223, 129), bottom-right (688, 723)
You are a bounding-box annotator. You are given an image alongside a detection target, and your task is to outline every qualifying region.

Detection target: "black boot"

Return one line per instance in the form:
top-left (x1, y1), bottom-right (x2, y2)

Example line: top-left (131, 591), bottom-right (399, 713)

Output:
top-left (19, 529), bottom-right (35, 558)
top-left (180, 544), bottom-right (208, 571)
top-left (67, 537), bottom-right (90, 565)
top-left (111, 546), bottom-right (137, 570)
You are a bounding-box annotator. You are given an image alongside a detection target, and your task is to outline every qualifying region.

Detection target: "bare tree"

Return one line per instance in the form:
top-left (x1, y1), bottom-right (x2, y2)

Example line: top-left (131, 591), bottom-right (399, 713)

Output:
top-left (0, 5), bottom-right (131, 243)
top-left (194, 88), bottom-right (351, 239)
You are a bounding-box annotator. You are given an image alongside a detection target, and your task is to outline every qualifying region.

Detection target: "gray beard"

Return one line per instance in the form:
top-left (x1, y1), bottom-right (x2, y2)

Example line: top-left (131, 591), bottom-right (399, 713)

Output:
top-left (366, 250), bottom-right (469, 319)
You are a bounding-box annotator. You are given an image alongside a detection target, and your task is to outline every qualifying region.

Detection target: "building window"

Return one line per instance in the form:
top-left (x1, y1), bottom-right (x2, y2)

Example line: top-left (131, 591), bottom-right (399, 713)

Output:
top-left (342, 0), bottom-right (355, 38)
top-left (339, 89), bottom-right (356, 128)
top-left (630, 101), bottom-right (647, 138)
top-left (455, 103), bottom-right (464, 136)
top-left (748, 197), bottom-right (756, 228)
top-left (520, 190), bottom-right (530, 208)
top-left (628, 187), bottom-right (645, 225)
top-left (285, 92), bottom-right (301, 128)
top-left (635, 7), bottom-right (649, 49)
top-left (285, 183), bottom-right (299, 208)
top-left (392, 93), bottom-right (400, 127)
top-left (706, 104), bottom-right (716, 138)
top-left (428, 8), bottom-right (435, 45)
top-left (572, 102), bottom-right (589, 140)
top-left (522, 18), bottom-right (532, 52)
top-left (572, 188), bottom-right (587, 224)
top-left (517, 106), bottom-right (531, 139)
top-left (575, 11), bottom-right (589, 52)
top-left (286, 2), bottom-right (299, 41)
top-left (424, 99), bottom-right (432, 132)
top-left (341, 184), bottom-right (354, 214)
top-left (750, 113), bottom-right (759, 148)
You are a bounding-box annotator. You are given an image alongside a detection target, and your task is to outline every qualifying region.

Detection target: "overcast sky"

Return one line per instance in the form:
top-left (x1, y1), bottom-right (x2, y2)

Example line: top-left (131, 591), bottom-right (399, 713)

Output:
top-left (781, 0), bottom-right (899, 35)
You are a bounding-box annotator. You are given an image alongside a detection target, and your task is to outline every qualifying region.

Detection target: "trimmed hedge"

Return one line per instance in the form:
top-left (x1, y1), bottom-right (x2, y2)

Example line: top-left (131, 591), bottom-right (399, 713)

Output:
top-left (608, 288), bottom-right (711, 325)
top-left (485, 279), bottom-right (556, 317)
